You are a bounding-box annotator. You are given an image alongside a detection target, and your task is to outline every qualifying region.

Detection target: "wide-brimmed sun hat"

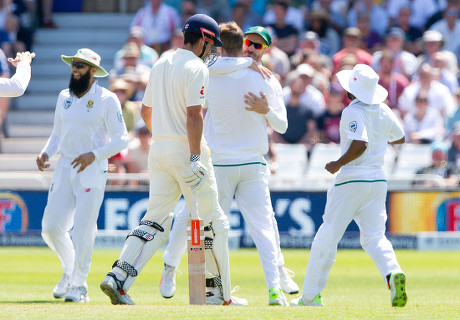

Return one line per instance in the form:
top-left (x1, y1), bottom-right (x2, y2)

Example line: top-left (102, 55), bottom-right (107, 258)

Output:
top-left (61, 48), bottom-right (109, 78)
top-left (336, 64), bottom-right (388, 104)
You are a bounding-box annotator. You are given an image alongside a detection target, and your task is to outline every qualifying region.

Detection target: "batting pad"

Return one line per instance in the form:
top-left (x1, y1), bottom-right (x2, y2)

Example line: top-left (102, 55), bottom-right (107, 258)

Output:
top-left (209, 229), bottom-right (231, 302)
top-left (115, 212), bottom-right (174, 292)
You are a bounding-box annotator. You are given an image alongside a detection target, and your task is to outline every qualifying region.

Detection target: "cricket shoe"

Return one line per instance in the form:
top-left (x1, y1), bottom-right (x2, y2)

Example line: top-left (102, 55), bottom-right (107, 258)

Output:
top-left (279, 266), bottom-right (299, 294)
top-left (159, 263), bottom-right (179, 298)
top-left (53, 273), bottom-right (71, 299)
top-left (268, 287), bottom-right (288, 306)
top-left (100, 272), bottom-right (135, 305)
top-left (389, 272), bottom-right (407, 307)
top-left (65, 285), bottom-right (89, 303)
top-left (206, 287), bottom-right (248, 306)
top-left (290, 293), bottom-right (324, 306)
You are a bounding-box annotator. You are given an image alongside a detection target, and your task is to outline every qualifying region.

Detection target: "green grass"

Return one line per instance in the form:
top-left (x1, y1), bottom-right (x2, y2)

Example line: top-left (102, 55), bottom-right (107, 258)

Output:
top-left (0, 247), bottom-right (459, 319)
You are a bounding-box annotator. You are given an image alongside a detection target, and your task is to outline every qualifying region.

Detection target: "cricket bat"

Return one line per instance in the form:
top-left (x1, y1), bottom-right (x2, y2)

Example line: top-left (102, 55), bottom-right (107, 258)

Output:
top-left (187, 192), bottom-right (206, 305)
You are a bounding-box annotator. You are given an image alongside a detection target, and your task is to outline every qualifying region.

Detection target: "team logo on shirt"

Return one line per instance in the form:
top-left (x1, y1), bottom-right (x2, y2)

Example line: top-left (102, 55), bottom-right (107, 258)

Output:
top-left (349, 121), bottom-right (357, 133)
top-left (64, 97), bottom-right (73, 109)
top-left (200, 86), bottom-right (205, 99)
top-left (117, 111), bottom-right (123, 122)
top-left (86, 100), bottom-right (94, 112)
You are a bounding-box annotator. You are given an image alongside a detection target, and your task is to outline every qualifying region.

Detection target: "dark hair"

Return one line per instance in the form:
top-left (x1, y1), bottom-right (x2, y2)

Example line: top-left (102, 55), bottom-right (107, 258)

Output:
top-left (347, 91), bottom-right (356, 101)
top-left (183, 30), bottom-right (202, 46)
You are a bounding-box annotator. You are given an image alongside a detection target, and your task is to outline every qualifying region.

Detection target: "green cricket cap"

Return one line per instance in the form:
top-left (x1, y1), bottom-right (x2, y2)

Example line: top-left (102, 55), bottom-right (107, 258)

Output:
top-left (244, 26), bottom-right (272, 46)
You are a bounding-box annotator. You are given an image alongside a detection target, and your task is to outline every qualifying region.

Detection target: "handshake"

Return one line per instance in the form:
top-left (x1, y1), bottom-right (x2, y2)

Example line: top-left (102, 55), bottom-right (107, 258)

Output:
top-left (183, 154), bottom-right (208, 191)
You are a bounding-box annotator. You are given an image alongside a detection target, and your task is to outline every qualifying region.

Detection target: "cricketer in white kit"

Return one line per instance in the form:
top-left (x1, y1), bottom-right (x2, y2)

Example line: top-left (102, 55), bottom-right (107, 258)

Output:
top-left (37, 48), bottom-right (129, 303)
top-left (291, 64), bottom-right (408, 308)
top-left (100, 14), bottom-right (246, 306)
top-left (0, 51), bottom-right (34, 97)
top-left (160, 22), bottom-right (293, 305)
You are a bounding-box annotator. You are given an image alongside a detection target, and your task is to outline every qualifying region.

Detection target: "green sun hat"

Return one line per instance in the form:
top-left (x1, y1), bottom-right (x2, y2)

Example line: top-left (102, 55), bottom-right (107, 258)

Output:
top-left (244, 26), bottom-right (272, 46)
top-left (61, 48), bottom-right (109, 78)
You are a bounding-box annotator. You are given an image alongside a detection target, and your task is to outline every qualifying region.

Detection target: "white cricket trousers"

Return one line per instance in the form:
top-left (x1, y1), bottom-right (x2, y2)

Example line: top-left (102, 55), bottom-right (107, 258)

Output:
top-left (302, 181), bottom-right (402, 300)
top-left (41, 157), bottom-right (106, 287)
top-left (164, 163), bottom-right (281, 289)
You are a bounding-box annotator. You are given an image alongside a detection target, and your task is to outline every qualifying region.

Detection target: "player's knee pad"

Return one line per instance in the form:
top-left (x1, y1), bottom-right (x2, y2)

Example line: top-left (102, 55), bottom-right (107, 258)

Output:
top-left (114, 212), bottom-right (174, 291)
top-left (204, 225), bottom-right (231, 301)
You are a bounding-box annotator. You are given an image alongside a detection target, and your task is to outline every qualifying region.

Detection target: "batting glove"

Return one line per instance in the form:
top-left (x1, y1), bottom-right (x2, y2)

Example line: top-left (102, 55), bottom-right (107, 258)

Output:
top-left (183, 154), bottom-right (208, 191)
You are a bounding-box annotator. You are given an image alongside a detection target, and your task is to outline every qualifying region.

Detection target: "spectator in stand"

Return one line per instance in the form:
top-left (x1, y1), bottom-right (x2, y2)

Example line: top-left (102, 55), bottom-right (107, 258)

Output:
top-left (305, 8), bottom-right (340, 58)
top-left (110, 78), bottom-right (139, 135)
top-left (356, 11), bottom-right (382, 54)
top-left (179, 0), bottom-right (197, 25)
top-left (403, 89), bottom-right (444, 144)
top-left (125, 125), bottom-right (151, 186)
top-left (413, 141), bottom-right (459, 188)
top-left (283, 63), bottom-right (325, 118)
top-left (263, 0), bottom-right (303, 33)
top-left (387, 0), bottom-right (440, 30)
top-left (332, 27), bottom-right (372, 75)
top-left (120, 68), bottom-right (147, 103)
top-left (447, 122), bottom-right (460, 168)
top-left (0, 47), bottom-right (9, 137)
top-left (430, 51), bottom-right (459, 95)
top-left (197, 0), bottom-right (231, 23)
top-left (12, 0), bottom-right (34, 52)
top-left (430, 2), bottom-right (460, 60)
top-left (316, 83), bottom-right (343, 144)
top-left (398, 63), bottom-right (455, 119)
top-left (160, 28), bottom-right (184, 58)
top-left (272, 71), bottom-right (318, 155)
top-left (131, 0), bottom-right (180, 54)
top-left (113, 27), bottom-right (159, 75)
top-left (38, 0), bottom-right (56, 28)
top-left (110, 43), bottom-right (150, 89)
top-left (232, 0), bottom-right (263, 34)
top-left (261, 26), bottom-right (290, 82)
top-left (347, 0), bottom-right (388, 37)
top-left (372, 27), bottom-right (418, 79)
top-left (393, 6), bottom-right (423, 56)
top-left (0, 0), bottom-right (26, 57)
top-left (267, 1), bottom-right (299, 57)
top-left (377, 49), bottom-right (410, 112)
top-left (417, 30), bottom-right (458, 77)
top-left (310, 0), bottom-right (347, 34)
top-left (291, 30), bottom-right (332, 76)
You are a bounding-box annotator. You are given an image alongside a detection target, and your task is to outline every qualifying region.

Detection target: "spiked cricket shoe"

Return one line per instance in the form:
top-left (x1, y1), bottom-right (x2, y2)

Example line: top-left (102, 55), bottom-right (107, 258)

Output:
top-left (290, 293), bottom-right (324, 306)
top-left (390, 272), bottom-right (407, 307)
top-left (159, 263), bottom-right (177, 298)
top-left (53, 273), bottom-right (71, 299)
top-left (100, 272), bottom-right (135, 305)
top-left (268, 287), bottom-right (288, 306)
top-left (279, 267), bottom-right (299, 294)
top-left (65, 285), bottom-right (89, 303)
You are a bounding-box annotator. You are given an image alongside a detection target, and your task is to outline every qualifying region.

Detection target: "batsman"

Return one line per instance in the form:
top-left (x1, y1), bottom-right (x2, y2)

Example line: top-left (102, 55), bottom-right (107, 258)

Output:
top-left (100, 14), bottom-right (245, 305)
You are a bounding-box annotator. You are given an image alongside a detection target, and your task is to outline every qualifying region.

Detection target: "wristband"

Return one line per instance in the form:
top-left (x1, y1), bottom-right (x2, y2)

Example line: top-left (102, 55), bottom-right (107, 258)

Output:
top-left (190, 153), bottom-right (201, 162)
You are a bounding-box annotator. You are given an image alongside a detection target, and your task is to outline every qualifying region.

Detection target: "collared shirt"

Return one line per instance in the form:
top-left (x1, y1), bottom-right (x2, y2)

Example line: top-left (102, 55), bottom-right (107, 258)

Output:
top-left (131, 3), bottom-right (180, 46)
top-left (335, 99), bottom-right (405, 184)
top-left (42, 81), bottom-right (129, 160)
top-left (205, 59), bottom-right (287, 164)
top-left (142, 48), bottom-right (208, 139)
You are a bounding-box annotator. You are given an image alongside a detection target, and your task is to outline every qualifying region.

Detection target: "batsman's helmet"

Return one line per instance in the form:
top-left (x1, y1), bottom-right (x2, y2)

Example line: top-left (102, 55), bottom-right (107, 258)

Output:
top-left (182, 14), bottom-right (223, 47)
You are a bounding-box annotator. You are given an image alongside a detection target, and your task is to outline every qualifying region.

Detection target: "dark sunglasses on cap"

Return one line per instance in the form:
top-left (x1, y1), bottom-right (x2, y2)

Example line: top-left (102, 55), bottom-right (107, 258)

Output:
top-left (71, 61), bottom-right (88, 69)
top-left (243, 38), bottom-right (268, 50)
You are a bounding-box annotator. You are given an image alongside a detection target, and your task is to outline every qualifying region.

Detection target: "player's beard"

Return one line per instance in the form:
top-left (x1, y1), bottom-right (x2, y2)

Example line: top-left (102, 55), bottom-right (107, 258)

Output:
top-left (69, 70), bottom-right (92, 96)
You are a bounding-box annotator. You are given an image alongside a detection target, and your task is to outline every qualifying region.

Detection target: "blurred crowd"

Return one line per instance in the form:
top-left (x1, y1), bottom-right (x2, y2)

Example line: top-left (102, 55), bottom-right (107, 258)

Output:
top-left (3, 0), bottom-right (460, 187)
top-left (105, 0), bottom-right (460, 187)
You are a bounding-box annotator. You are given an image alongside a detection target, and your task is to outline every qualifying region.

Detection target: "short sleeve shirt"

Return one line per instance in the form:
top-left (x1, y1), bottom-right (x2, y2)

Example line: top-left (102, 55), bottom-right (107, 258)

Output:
top-left (142, 49), bottom-right (208, 139)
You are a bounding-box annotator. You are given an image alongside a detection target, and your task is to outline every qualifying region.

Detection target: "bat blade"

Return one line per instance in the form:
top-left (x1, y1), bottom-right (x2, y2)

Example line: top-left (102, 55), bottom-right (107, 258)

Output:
top-left (187, 218), bottom-right (206, 305)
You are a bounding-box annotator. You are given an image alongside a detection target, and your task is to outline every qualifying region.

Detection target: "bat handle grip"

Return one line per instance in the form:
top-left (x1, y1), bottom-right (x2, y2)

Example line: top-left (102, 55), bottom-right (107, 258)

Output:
top-left (191, 192), bottom-right (199, 219)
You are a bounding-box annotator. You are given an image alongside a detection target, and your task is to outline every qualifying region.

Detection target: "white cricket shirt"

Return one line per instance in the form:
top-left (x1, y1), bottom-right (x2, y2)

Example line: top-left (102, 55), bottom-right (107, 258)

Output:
top-left (142, 48), bottom-right (208, 139)
top-left (0, 61), bottom-right (31, 97)
top-left (335, 99), bottom-right (405, 184)
top-left (42, 82), bottom-right (129, 160)
top-left (205, 60), bottom-right (287, 165)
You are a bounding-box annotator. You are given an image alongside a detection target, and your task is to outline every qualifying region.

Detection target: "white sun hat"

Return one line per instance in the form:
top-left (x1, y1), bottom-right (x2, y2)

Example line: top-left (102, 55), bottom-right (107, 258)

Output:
top-left (61, 48), bottom-right (109, 78)
top-left (336, 64), bottom-right (387, 105)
